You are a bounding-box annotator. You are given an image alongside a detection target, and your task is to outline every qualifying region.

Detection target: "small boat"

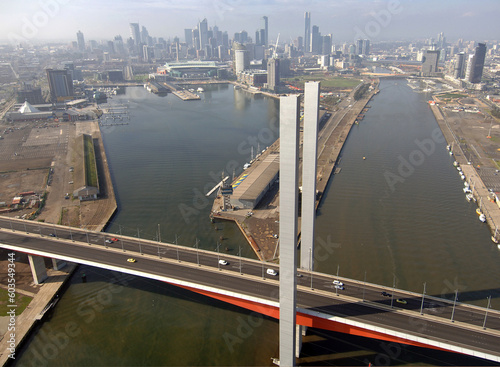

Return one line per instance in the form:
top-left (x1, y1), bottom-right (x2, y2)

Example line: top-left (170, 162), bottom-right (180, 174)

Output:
top-left (460, 174), bottom-right (466, 180)
top-left (476, 208), bottom-right (483, 216)
top-left (479, 214), bottom-right (486, 222)
top-left (453, 161), bottom-right (458, 167)
top-left (491, 236), bottom-right (499, 244)
top-left (446, 145), bottom-right (451, 151)
top-left (197, 87), bottom-right (204, 92)
top-left (463, 187), bottom-right (472, 193)
top-left (457, 166), bottom-right (462, 171)
top-left (464, 182), bottom-right (469, 187)
top-left (466, 193), bottom-right (474, 202)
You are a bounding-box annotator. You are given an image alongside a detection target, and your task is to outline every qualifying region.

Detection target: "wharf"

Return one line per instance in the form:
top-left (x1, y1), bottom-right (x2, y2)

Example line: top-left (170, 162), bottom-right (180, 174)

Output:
top-left (172, 90), bottom-right (201, 101)
top-left (211, 83), bottom-right (379, 261)
top-left (0, 263), bottom-right (77, 367)
top-left (430, 103), bottom-right (500, 240)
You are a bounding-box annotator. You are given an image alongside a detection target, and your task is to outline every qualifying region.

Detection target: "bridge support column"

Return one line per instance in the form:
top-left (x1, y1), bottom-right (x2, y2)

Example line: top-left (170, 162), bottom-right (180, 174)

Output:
top-left (51, 258), bottom-right (66, 271)
top-left (28, 255), bottom-right (47, 284)
top-left (295, 325), bottom-right (304, 358)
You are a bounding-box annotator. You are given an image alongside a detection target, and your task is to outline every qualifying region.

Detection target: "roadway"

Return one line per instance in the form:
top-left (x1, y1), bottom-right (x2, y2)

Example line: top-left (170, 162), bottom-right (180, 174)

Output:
top-left (1, 217), bottom-right (500, 362)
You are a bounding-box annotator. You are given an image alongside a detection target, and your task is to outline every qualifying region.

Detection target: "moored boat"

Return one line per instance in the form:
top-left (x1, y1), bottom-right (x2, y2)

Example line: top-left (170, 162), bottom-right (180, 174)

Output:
top-left (479, 214), bottom-right (486, 222)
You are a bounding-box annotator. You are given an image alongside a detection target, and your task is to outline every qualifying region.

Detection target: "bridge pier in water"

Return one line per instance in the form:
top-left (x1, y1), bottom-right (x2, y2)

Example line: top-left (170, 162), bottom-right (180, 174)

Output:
top-left (28, 255), bottom-right (48, 284)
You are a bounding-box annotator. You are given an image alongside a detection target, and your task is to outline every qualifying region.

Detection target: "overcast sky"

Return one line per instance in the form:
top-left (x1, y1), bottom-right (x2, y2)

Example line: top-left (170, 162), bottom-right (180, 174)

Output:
top-left (1, 0), bottom-right (499, 45)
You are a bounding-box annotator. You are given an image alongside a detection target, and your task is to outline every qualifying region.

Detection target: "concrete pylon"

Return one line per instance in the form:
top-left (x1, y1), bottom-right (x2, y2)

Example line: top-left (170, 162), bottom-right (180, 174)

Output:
top-left (300, 81), bottom-right (320, 271)
top-left (52, 258), bottom-right (67, 271)
top-left (279, 94), bottom-right (300, 367)
top-left (28, 255), bottom-right (48, 284)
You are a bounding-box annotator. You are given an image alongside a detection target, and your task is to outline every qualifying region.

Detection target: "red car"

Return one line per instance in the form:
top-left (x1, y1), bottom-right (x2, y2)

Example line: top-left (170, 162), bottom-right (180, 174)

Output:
top-left (111, 238), bottom-right (119, 242)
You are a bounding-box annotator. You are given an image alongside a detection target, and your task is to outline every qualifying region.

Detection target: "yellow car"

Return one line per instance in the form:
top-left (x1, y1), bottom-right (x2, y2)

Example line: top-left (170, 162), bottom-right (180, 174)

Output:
top-left (127, 258), bottom-right (136, 263)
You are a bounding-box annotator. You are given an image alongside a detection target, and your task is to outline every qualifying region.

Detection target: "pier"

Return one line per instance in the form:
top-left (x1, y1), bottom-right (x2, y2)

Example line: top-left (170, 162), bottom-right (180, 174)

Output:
top-left (210, 82), bottom-right (380, 260)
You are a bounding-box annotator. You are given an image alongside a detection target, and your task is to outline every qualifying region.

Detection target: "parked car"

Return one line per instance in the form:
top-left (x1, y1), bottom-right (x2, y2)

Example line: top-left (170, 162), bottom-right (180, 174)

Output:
top-left (396, 299), bottom-right (407, 304)
top-left (381, 291), bottom-right (391, 297)
top-left (333, 280), bottom-right (344, 286)
top-left (334, 285), bottom-right (345, 290)
top-left (218, 259), bottom-right (228, 266)
top-left (127, 258), bottom-right (136, 263)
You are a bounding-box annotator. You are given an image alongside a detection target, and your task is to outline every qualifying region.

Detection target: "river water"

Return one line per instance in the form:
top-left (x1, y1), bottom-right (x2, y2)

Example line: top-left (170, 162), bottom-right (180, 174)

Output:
top-left (14, 81), bottom-right (500, 366)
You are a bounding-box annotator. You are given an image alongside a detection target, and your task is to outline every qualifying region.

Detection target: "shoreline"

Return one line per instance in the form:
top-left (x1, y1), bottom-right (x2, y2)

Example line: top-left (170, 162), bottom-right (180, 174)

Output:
top-left (211, 83), bottom-right (380, 261)
top-left (0, 123), bottom-right (117, 366)
top-left (429, 103), bottom-right (500, 241)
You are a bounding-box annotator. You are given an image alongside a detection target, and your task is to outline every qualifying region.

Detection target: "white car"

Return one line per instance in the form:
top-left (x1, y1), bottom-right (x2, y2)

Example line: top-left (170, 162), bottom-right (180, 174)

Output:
top-left (105, 239), bottom-right (112, 244)
top-left (218, 259), bottom-right (228, 266)
top-left (333, 280), bottom-right (344, 286)
top-left (266, 268), bottom-right (278, 276)
top-left (334, 285), bottom-right (345, 290)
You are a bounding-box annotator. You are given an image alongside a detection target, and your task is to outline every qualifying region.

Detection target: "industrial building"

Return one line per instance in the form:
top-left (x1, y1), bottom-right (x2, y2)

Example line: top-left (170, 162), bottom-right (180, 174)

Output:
top-left (229, 153), bottom-right (279, 209)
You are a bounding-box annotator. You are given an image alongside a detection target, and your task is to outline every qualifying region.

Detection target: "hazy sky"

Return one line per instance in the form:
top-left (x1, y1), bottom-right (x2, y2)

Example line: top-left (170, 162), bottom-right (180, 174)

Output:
top-left (1, 0), bottom-right (499, 45)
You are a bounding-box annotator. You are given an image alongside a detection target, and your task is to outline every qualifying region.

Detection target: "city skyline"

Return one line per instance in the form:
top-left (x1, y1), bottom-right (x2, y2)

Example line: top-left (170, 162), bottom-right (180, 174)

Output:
top-left (1, 0), bottom-right (500, 45)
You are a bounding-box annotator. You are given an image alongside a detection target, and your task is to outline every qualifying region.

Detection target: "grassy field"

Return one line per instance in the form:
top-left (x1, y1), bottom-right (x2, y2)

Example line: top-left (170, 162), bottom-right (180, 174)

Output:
top-left (83, 134), bottom-right (98, 188)
top-left (437, 93), bottom-right (468, 99)
top-left (0, 288), bottom-right (32, 316)
top-left (283, 75), bottom-right (362, 90)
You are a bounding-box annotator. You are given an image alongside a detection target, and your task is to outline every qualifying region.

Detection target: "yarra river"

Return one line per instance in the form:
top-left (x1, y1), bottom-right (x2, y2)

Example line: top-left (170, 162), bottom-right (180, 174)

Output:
top-left (14, 80), bottom-right (500, 366)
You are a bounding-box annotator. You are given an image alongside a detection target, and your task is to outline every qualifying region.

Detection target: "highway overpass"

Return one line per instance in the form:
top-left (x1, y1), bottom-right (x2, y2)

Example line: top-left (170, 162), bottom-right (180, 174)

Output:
top-left (1, 217), bottom-right (499, 363)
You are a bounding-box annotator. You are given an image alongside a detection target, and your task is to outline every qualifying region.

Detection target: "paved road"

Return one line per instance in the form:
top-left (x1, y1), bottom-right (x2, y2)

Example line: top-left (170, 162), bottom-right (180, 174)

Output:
top-left (1, 217), bottom-right (500, 361)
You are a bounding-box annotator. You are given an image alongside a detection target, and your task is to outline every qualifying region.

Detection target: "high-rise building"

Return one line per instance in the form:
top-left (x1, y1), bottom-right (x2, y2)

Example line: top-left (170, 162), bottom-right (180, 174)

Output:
top-left (465, 43), bottom-right (487, 83)
top-left (266, 58), bottom-right (280, 91)
top-left (17, 83), bottom-right (44, 104)
top-left (76, 30), bottom-right (85, 52)
top-left (453, 52), bottom-right (466, 79)
top-left (141, 26), bottom-right (150, 45)
top-left (421, 49), bottom-right (440, 76)
top-left (261, 16), bottom-right (268, 47)
top-left (129, 23), bottom-right (141, 46)
top-left (234, 43), bottom-right (249, 74)
top-left (304, 12), bottom-right (311, 53)
top-left (46, 69), bottom-right (74, 102)
top-left (198, 18), bottom-right (208, 51)
top-left (310, 25), bottom-right (321, 53)
top-left (184, 29), bottom-right (193, 47)
top-left (322, 34), bottom-right (332, 55)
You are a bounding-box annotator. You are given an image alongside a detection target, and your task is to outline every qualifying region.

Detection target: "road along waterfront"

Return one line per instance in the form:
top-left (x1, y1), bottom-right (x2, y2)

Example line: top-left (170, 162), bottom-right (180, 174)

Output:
top-left (11, 82), bottom-right (500, 366)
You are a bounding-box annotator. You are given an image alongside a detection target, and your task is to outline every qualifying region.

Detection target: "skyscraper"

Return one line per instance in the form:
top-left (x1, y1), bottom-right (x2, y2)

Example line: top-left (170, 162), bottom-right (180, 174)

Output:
top-left (267, 58), bottom-right (280, 91)
top-left (198, 18), bottom-right (208, 51)
top-left (184, 29), bottom-right (193, 47)
top-left (310, 25), bottom-right (320, 53)
top-left (261, 16), bottom-right (268, 47)
top-left (322, 35), bottom-right (332, 55)
top-left (304, 12), bottom-right (311, 53)
top-left (465, 43), bottom-right (487, 84)
top-left (46, 69), bottom-right (74, 102)
top-left (129, 23), bottom-right (141, 46)
top-left (453, 52), bottom-right (466, 79)
top-left (421, 50), bottom-right (440, 76)
top-left (76, 30), bottom-right (85, 52)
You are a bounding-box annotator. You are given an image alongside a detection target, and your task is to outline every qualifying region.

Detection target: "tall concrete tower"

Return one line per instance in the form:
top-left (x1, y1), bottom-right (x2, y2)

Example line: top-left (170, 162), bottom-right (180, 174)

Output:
top-left (198, 18), bottom-right (208, 51)
top-left (76, 30), bottom-right (85, 51)
top-left (304, 12), bottom-right (311, 53)
top-left (262, 16), bottom-right (269, 47)
top-left (279, 94), bottom-right (300, 367)
top-left (300, 82), bottom-right (320, 271)
top-left (129, 23), bottom-right (141, 46)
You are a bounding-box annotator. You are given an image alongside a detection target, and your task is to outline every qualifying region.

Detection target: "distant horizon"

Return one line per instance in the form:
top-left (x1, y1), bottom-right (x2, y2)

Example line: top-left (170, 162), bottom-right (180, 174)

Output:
top-left (1, 0), bottom-right (499, 47)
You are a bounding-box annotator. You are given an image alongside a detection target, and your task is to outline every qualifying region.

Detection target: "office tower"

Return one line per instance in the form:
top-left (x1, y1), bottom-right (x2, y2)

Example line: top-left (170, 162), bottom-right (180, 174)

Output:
top-left (222, 32), bottom-right (229, 47)
top-left (255, 30), bottom-right (261, 46)
top-left (198, 18), bottom-right (208, 50)
top-left (184, 29), bottom-right (193, 47)
top-left (17, 83), bottom-right (44, 104)
top-left (454, 52), bottom-right (466, 79)
top-left (304, 12), bottom-right (311, 52)
top-left (129, 23), bottom-right (141, 46)
top-left (143, 45), bottom-right (153, 62)
top-left (267, 58), bottom-right (280, 91)
top-left (310, 25), bottom-right (320, 53)
top-left (421, 49), bottom-right (440, 76)
top-left (262, 16), bottom-right (268, 47)
top-left (46, 69), bottom-right (74, 102)
top-left (279, 93), bottom-right (300, 367)
top-left (356, 39), bottom-right (370, 56)
top-left (141, 26), bottom-right (150, 45)
top-left (76, 30), bottom-right (85, 51)
top-left (437, 32), bottom-right (446, 49)
top-left (300, 82), bottom-right (320, 271)
top-left (234, 43), bottom-right (249, 73)
top-left (363, 39), bottom-right (370, 56)
top-left (322, 35), bottom-right (332, 55)
top-left (465, 43), bottom-right (487, 83)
